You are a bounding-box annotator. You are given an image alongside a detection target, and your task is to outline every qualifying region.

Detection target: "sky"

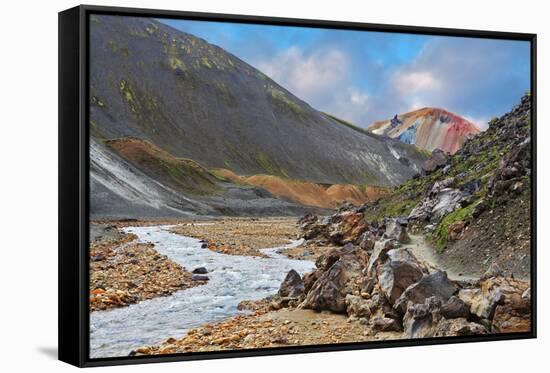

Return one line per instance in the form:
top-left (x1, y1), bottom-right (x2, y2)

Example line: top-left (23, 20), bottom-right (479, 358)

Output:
top-left (160, 18), bottom-right (531, 129)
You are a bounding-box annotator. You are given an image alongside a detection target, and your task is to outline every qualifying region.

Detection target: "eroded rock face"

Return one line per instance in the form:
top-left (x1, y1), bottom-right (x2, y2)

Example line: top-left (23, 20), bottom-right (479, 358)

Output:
top-left (394, 271), bottom-right (458, 314)
top-left (376, 248), bottom-right (427, 305)
top-left (488, 138), bottom-right (531, 198)
top-left (278, 269), bottom-right (305, 298)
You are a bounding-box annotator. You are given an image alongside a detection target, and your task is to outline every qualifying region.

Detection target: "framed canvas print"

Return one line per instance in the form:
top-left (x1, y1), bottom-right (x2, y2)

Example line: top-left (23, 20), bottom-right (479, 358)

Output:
top-left (58, 4), bottom-right (537, 367)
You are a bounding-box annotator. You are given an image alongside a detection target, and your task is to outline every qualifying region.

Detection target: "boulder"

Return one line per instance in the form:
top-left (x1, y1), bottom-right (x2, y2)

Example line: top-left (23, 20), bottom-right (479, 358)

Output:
top-left (328, 211), bottom-right (369, 245)
top-left (402, 296), bottom-right (442, 338)
top-left (376, 248), bottom-right (427, 305)
top-left (301, 248), bottom-right (366, 313)
top-left (388, 219), bottom-right (411, 244)
top-left (278, 269), bottom-right (305, 298)
top-left (370, 316), bottom-right (402, 332)
top-left (192, 267), bottom-right (208, 274)
top-left (440, 296), bottom-right (470, 319)
top-left (394, 271), bottom-right (459, 314)
top-left (458, 276), bottom-right (530, 328)
top-left (315, 244), bottom-right (369, 271)
top-left (409, 179), bottom-right (465, 222)
top-left (433, 318), bottom-right (488, 337)
top-left (402, 295), bottom-right (486, 338)
top-left (481, 262), bottom-right (504, 280)
top-left (472, 200), bottom-right (487, 218)
top-left (298, 213), bottom-right (330, 241)
top-left (345, 294), bottom-right (372, 318)
top-left (302, 270), bottom-right (320, 293)
top-left (489, 278), bottom-right (531, 333)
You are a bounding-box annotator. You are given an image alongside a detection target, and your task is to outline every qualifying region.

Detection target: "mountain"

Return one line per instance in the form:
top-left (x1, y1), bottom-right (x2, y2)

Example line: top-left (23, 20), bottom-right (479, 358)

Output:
top-left (88, 15), bottom-right (431, 218)
top-left (368, 108), bottom-right (481, 154)
top-left (363, 94), bottom-right (531, 277)
top-left (89, 15), bottom-right (426, 187)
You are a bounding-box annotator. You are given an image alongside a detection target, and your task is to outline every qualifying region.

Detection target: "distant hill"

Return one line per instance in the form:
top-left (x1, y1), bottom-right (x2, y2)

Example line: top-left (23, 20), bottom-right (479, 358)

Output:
top-left (368, 108), bottom-right (481, 154)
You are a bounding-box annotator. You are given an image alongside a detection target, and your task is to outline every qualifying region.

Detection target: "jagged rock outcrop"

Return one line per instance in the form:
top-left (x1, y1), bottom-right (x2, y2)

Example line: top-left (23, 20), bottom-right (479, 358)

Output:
top-left (292, 202), bottom-right (531, 338)
top-left (301, 245), bottom-right (367, 313)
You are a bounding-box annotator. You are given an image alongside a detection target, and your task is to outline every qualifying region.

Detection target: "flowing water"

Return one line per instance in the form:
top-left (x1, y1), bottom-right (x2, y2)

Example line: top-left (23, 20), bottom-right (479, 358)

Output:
top-left (89, 225), bottom-right (315, 358)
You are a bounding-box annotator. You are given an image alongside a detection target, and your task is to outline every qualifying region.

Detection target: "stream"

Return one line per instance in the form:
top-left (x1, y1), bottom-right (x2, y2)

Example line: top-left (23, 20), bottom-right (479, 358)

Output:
top-left (89, 225), bottom-right (315, 358)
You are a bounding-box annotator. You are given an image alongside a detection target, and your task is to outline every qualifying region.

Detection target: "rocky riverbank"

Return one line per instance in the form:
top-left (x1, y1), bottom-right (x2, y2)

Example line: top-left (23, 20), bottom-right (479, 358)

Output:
top-left (134, 204), bottom-right (530, 355)
top-left (89, 223), bottom-right (207, 311)
top-left (168, 218), bottom-right (300, 257)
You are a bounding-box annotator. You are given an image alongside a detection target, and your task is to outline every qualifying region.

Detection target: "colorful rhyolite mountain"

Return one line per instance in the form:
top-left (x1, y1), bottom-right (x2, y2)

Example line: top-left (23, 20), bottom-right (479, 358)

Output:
top-left (368, 108), bottom-right (481, 154)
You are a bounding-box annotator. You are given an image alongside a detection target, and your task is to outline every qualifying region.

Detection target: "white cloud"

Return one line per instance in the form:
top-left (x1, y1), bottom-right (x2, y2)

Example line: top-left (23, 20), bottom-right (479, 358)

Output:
top-left (394, 71), bottom-right (441, 94)
top-left (349, 88), bottom-right (369, 106)
top-left (256, 46), bottom-right (348, 101)
top-left (254, 46), bottom-right (371, 125)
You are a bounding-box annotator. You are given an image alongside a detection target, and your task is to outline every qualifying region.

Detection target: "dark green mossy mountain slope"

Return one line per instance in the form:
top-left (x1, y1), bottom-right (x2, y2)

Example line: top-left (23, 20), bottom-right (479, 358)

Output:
top-left (89, 15), bottom-right (426, 186)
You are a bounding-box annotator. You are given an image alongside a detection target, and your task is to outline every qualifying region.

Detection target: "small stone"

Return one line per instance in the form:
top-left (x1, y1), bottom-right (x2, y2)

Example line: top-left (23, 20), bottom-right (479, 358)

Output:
top-left (192, 267), bottom-right (208, 274)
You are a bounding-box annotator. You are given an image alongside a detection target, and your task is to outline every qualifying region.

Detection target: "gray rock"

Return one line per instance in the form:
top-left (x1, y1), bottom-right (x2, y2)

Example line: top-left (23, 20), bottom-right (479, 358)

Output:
top-left (192, 267), bottom-right (208, 274)
top-left (394, 271), bottom-right (458, 314)
top-left (370, 316), bottom-right (402, 332)
top-left (302, 250), bottom-right (365, 313)
top-left (402, 296), bottom-right (443, 338)
top-left (278, 269), bottom-right (305, 298)
top-left (345, 294), bottom-right (372, 318)
top-left (376, 248), bottom-right (427, 305)
top-left (432, 318), bottom-right (488, 337)
top-left (440, 296), bottom-right (470, 319)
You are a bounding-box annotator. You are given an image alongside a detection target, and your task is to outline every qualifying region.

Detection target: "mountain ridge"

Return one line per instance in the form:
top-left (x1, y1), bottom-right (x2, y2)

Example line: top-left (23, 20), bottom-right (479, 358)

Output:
top-left (89, 15), bottom-right (427, 188)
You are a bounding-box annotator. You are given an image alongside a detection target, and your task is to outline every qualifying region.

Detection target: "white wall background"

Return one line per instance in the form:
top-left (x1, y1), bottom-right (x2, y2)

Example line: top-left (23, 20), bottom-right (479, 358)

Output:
top-left (0, 0), bottom-right (546, 371)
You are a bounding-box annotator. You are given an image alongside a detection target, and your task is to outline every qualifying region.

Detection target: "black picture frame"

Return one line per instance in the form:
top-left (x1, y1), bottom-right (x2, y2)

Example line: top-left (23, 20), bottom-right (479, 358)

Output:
top-left (58, 4), bottom-right (537, 368)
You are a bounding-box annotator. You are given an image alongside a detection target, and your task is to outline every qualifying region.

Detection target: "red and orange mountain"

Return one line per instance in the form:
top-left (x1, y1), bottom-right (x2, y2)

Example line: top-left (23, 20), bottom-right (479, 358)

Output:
top-left (368, 108), bottom-right (481, 154)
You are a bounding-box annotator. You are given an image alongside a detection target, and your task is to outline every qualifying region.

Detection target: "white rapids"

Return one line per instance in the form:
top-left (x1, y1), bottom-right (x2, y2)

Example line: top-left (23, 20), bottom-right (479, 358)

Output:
top-left (89, 225), bottom-right (315, 358)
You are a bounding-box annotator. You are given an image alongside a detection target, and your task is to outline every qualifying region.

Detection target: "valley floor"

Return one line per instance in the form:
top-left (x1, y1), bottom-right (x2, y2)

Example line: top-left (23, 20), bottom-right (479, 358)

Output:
top-left (89, 216), bottom-right (531, 357)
